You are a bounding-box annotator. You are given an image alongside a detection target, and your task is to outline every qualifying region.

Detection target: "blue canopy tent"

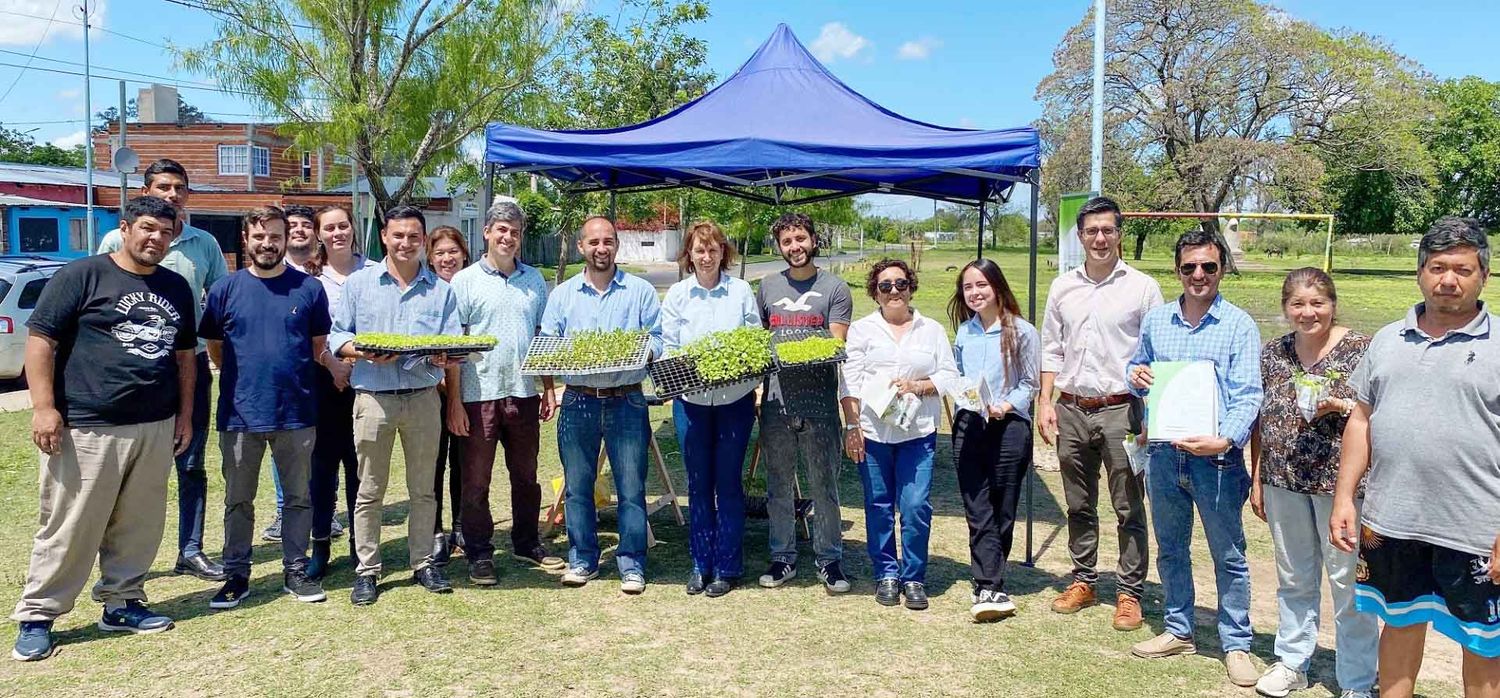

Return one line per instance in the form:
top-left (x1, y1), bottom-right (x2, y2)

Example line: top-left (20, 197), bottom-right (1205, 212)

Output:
top-left (483, 23), bottom-right (1046, 563)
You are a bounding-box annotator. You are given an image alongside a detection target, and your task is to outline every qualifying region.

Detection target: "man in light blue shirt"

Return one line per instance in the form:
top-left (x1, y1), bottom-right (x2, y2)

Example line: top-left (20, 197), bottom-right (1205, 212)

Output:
top-left (98, 159), bottom-right (228, 583)
top-left (444, 202), bottom-right (563, 585)
top-left (538, 216), bottom-right (663, 594)
top-left (1124, 230), bottom-right (1263, 688)
top-left (328, 206), bottom-right (461, 606)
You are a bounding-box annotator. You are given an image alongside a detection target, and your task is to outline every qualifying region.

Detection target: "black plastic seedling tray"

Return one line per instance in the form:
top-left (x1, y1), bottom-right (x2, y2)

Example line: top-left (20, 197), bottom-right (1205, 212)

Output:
top-left (770, 328), bottom-right (847, 369)
top-left (354, 342), bottom-right (497, 358)
top-left (647, 355), bottom-right (774, 401)
top-left (519, 334), bottom-right (652, 376)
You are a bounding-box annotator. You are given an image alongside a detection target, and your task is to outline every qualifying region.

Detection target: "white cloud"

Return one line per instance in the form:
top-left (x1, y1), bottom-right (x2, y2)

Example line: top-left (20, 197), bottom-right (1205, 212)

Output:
top-left (50, 130), bottom-right (87, 149)
top-left (897, 37), bottom-right (942, 61)
top-left (0, 0), bottom-right (107, 47)
top-left (809, 22), bottom-right (870, 63)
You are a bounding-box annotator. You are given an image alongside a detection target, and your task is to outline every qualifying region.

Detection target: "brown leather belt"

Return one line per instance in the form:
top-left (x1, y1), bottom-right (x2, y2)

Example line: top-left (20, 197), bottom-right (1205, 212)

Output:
top-left (1058, 392), bottom-right (1132, 410)
top-left (567, 383), bottom-right (643, 399)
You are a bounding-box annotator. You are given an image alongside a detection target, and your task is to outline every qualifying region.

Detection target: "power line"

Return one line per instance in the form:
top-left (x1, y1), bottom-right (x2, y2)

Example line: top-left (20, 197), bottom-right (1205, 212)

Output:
top-left (0, 48), bottom-right (227, 91)
top-left (0, 0), bottom-right (63, 106)
top-left (0, 8), bottom-right (172, 50)
top-left (0, 60), bottom-right (327, 103)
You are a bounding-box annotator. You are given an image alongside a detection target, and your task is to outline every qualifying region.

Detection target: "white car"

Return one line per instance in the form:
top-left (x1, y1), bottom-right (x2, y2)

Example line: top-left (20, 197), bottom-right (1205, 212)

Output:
top-left (0, 256), bottom-right (68, 381)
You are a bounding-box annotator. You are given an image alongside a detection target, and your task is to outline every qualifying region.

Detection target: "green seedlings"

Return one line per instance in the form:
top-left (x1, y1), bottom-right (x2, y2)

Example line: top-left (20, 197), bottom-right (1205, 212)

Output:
top-left (678, 327), bottom-right (773, 383)
top-left (526, 329), bottom-right (649, 371)
top-left (354, 333), bottom-right (497, 352)
top-left (775, 336), bottom-right (845, 365)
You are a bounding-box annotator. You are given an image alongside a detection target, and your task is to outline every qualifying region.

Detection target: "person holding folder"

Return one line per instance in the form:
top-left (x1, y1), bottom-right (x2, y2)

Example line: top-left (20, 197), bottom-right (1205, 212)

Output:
top-left (1124, 229), bottom-right (1263, 689)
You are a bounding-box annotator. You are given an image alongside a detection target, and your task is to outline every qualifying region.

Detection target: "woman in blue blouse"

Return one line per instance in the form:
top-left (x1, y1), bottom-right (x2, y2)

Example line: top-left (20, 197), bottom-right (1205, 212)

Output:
top-left (660, 221), bottom-right (761, 597)
top-left (947, 258), bottom-right (1040, 622)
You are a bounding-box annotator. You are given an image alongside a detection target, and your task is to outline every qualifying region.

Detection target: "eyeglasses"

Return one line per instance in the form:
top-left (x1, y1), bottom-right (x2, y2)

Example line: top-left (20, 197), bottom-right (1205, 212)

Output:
top-left (877, 279), bottom-right (913, 293)
top-left (1178, 262), bottom-right (1220, 276)
top-left (1082, 226), bottom-right (1121, 238)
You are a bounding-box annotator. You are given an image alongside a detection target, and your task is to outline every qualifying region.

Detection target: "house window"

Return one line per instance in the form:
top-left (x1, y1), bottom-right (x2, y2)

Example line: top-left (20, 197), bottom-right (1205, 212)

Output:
top-left (301, 152), bottom-right (313, 181)
top-left (18, 217), bottom-right (58, 253)
top-left (69, 218), bottom-right (87, 252)
top-left (218, 145), bottom-right (271, 176)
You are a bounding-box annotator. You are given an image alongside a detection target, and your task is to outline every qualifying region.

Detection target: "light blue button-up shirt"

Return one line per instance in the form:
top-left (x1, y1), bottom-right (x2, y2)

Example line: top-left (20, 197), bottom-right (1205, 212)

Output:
top-left (661, 272), bottom-right (761, 406)
top-left (1126, 294), bottom-right (1263, 447)
top-left (953, 314), bottom-right (1041, 422)
top-left (328, 261), bottom-right (461, 392)
top-left (538, 267), bottom-right (663, 389)
top-left (451, 258), bottom-right (548, 402)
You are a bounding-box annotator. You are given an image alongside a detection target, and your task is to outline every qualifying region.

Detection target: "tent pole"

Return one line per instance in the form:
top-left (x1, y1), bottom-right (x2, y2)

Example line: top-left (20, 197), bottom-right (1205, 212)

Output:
top-left (481, 163), bottom-right (494, 257)
top-left (976, 201), bottom-right (986, 260)
top-left (1024, 174), bottom-right (1040, 567)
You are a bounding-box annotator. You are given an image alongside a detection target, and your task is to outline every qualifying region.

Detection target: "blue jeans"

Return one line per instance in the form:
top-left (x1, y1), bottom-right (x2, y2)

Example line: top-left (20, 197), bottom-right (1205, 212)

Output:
top-left (557, 388), bottom-right (650, 576)
top-left (1146, 444), bottom-right (1253, 651)
top-left (272, 464), bottom-right (285, 511)
top-left (673, 394), bottom-right (755, 578)
top-left (859, 434), bottom-right (936, 583)
top-left (176, 352), bottom-right (211, 558)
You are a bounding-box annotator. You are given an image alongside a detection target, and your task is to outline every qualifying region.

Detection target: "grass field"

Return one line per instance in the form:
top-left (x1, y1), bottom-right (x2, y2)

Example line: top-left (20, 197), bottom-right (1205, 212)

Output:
top-left (0, 245), bottom-right (1467, 697)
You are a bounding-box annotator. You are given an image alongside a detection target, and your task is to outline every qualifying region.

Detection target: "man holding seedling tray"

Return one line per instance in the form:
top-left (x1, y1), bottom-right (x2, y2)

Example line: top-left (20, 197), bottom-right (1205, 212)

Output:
top-left (328, 206), bottom-right (462, 606)
top-left (538, 216), bottom-right (664, 595)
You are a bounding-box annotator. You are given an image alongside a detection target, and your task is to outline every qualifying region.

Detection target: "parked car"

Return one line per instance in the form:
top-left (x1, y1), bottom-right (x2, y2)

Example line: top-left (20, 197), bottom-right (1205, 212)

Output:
top-left (0, 256), bottom-right (69, 381)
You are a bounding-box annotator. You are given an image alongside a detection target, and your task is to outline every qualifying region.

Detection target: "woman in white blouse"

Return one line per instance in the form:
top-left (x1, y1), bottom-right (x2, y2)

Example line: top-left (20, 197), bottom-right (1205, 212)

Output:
top-left (660, 222), bottom-right (761, 598)
top-left (840, 259), bottom-right (958, 611)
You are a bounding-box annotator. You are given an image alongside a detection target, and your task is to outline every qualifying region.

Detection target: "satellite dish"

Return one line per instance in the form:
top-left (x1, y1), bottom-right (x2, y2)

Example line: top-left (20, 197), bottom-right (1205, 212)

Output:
top-left (111, 146), bottom-right (139, 174)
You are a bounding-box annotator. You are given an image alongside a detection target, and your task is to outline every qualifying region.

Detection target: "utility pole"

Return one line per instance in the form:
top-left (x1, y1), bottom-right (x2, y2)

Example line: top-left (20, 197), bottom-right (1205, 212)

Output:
top-left (80, 0), bottom-right (96, 250)
top-left (1089, 0), bottom-right (1106, 194)
top-left (117, 80), bottom-right (127, 208)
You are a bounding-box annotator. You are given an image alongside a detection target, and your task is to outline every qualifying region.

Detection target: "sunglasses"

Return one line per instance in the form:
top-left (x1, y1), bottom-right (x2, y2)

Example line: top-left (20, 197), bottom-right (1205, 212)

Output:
top-left (1178, 262), bottom-right (1220, 276)
top-left (877, 279), bottom-right (913, 293)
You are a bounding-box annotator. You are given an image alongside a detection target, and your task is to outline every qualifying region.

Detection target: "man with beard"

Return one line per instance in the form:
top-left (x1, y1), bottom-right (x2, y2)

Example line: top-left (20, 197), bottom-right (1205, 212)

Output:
top-left (98, 159), bottom-right (229, 583)
top-left (755, 212), bottom-right (853, 593)
top-left (539, 216), bottom-right (663, 594)
top-left (12, 196), bottom-right (196, 661)
top-left (329, 205), bottom-right (461, 606)
top-left (198, 206), bottom-right (331, 609)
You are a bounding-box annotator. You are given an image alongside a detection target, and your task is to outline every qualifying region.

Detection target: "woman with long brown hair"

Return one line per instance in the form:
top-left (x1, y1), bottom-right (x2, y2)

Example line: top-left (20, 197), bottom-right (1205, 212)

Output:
top-left (946, 257), bottom-right (1038, 622)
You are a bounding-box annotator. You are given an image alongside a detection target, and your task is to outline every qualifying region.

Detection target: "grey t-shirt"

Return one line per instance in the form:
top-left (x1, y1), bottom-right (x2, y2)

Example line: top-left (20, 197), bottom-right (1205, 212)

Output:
top-left (1350, 303), bottom-right (1500, 556)
top-left (757, 268), bottom-right (853, 419)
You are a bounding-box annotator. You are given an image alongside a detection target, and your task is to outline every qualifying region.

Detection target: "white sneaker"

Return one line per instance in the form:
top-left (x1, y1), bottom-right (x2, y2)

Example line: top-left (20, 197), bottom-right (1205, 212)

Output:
top-left (620, 572), bottom-right (646, 595)
top-left (1338, 691), bottom-right (1372, 698)
top-left (1255, 661), bottom-right (1308, 697)
top-left (970, 589), bottom-right (1017, 622)
top-left (561, 566), bottom-right (598, 587)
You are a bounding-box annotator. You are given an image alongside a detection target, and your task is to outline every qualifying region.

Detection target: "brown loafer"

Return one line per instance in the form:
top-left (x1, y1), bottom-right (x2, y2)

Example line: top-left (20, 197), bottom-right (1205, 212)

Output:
top-left (1050, 580), bottom-right (1097, 614)
top-left (1112, 593), bottom-right (1144, 631)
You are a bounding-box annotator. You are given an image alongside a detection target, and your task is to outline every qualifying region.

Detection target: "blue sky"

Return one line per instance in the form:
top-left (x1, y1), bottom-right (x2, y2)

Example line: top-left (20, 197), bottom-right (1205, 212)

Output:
top-left (1, 0), bottom-right (1497, 217)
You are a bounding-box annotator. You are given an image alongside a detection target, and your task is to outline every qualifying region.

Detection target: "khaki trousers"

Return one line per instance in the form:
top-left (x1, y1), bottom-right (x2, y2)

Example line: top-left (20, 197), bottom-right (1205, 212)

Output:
top-left (1055, 401), bottom-right (1150, 598)
top-left (12, 418), bottom-right (175, 621)
top-left (352, 389), bottom-right (441, 577)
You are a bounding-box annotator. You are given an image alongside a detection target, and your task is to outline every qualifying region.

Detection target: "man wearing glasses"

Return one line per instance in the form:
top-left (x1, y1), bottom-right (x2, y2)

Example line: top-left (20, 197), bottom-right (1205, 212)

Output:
top-left (1038, 196), bottom-right (1162, 632)
top-left (1124, 229), bottom-right (1263, 689)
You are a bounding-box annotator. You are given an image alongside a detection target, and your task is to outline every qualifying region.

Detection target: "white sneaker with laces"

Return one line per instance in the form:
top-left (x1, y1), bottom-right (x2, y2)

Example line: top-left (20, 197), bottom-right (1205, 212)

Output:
top-left (561, 566), bottom-right (598, 587)
top-left (620, 572), bottom-right (646, 595)
top-left (1254, 661), bottom-right (1308, 697)
top-left (970, 589), bottom-right (1017, 622)
top-left (1338, 691), bottom-right (1372, 698)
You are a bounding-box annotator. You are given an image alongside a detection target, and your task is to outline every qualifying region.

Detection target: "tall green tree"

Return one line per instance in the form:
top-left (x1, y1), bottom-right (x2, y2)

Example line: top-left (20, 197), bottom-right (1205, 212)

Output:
top-left (1425, 77), bottom-right (1500, 228)
top-left (0, 126), bottom-right (86, 167)
top-left (179, 0), bottom-right (560, 211)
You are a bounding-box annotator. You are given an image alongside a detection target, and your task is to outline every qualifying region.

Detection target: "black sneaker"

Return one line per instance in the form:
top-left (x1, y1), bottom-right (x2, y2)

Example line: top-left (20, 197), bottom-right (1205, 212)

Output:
top-left (351, 574), bottom-right (379, 606)
top-left (261, 513), bottom-right (283, 542)
top-left (99, 601), bottom-right (173, 633)
top-left (414, 566), bottom-right (454, 594)
top-left (971, 589), bottom-right (1017, 622)
top-left (704, 576), bottom-right (739, 598)
top-left (875, 578), bottom-right (901, 606)
top-left (757, 561), bottom-right (796, 588)
top-left (685, 570), bottom-right (706, 595)
top-left (902, 581), bottom-right (929, 611)
top-left (469, 558), bottom-right (499, 586)
top-left (283, 569), bottom-right (327, 603)
top-left (817, 561), bottom-right (851, 594)
top-left (209, 575), bottom-right (251, 610)
top-left (512, 545), bottom-right (567, 571)
top-left (11, 621), bottom-right (55, 662)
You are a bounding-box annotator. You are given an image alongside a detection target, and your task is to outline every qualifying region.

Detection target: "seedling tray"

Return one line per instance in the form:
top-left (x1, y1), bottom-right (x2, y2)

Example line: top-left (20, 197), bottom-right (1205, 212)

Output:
top-left (647, 355), bottom-right (774, 401)
top-left (355, 342), bottom-right (496, 358)
top-left (520, 333), bottom-right (651, 376)
top-left (771, 328), bottom-right (847, 369)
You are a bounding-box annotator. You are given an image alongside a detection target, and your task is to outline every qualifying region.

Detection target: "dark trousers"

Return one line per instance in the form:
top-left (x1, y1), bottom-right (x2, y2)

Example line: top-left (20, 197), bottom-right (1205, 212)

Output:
top-left (952, 410), bottom-right (1033, 592)
top-left (309, 371), bottom-right (359, 542)
top-left (459, 396), bottom-right (543, 561)
top-left (673, 394), bottom-right (756, 578)
top-left (175, 352), bottom-right (212, 558)
top-left (1056, 401), bottom-right (1149, 598)
top-left (433, 424), bottom-right (463, 533)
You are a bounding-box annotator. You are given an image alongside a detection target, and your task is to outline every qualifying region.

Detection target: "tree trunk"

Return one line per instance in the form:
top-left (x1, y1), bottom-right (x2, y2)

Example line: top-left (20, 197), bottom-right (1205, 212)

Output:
top-left (1134, 229), bottom-right (1147, 260)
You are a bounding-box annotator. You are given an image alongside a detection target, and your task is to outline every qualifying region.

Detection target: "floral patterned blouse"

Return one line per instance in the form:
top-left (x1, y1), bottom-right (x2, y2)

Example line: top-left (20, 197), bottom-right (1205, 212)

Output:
top-left (1257, 330), bottom-right (1370, 495)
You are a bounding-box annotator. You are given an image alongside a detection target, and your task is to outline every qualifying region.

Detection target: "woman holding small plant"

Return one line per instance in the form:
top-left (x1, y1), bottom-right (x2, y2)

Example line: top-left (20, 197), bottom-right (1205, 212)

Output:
top-left (660, 221), bottom-right (761, 597)
top-left (947, 258), bottom-right (1038, 623)
top-left (840, 259), bottom-right (958, 611)
top-left (1248, 268), bottom-right (1377, 698)
top-left (427, 226), bottom-right (471, 565)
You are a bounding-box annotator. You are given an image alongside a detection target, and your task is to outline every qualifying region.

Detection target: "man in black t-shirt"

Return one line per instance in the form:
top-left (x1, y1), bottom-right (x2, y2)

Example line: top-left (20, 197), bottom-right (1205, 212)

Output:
top-left (10, 197), bottom-right (198, 662)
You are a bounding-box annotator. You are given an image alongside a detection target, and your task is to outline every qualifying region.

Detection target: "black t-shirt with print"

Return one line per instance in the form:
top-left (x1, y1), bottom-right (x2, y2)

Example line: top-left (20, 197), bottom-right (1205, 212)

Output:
top-left (27, 254), bottom-right (198, 427)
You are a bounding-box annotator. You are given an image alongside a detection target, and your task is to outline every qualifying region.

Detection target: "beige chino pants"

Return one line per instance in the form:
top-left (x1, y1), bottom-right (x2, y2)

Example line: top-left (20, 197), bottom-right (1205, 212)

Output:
top-left (352, 389), bottom-right (441, 577)
top-left (12, 418), bottom-right (175, 621)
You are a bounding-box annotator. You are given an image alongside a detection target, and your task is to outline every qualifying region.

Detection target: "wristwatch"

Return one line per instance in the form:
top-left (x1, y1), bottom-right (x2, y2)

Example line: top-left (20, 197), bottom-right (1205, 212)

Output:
top-left (843, 423), bottom-right (860, 433)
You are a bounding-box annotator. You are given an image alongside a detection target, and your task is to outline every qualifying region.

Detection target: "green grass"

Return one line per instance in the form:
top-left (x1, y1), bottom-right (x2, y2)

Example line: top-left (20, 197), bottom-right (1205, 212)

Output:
top-left (0, 246), bottom-right (1466, 696)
